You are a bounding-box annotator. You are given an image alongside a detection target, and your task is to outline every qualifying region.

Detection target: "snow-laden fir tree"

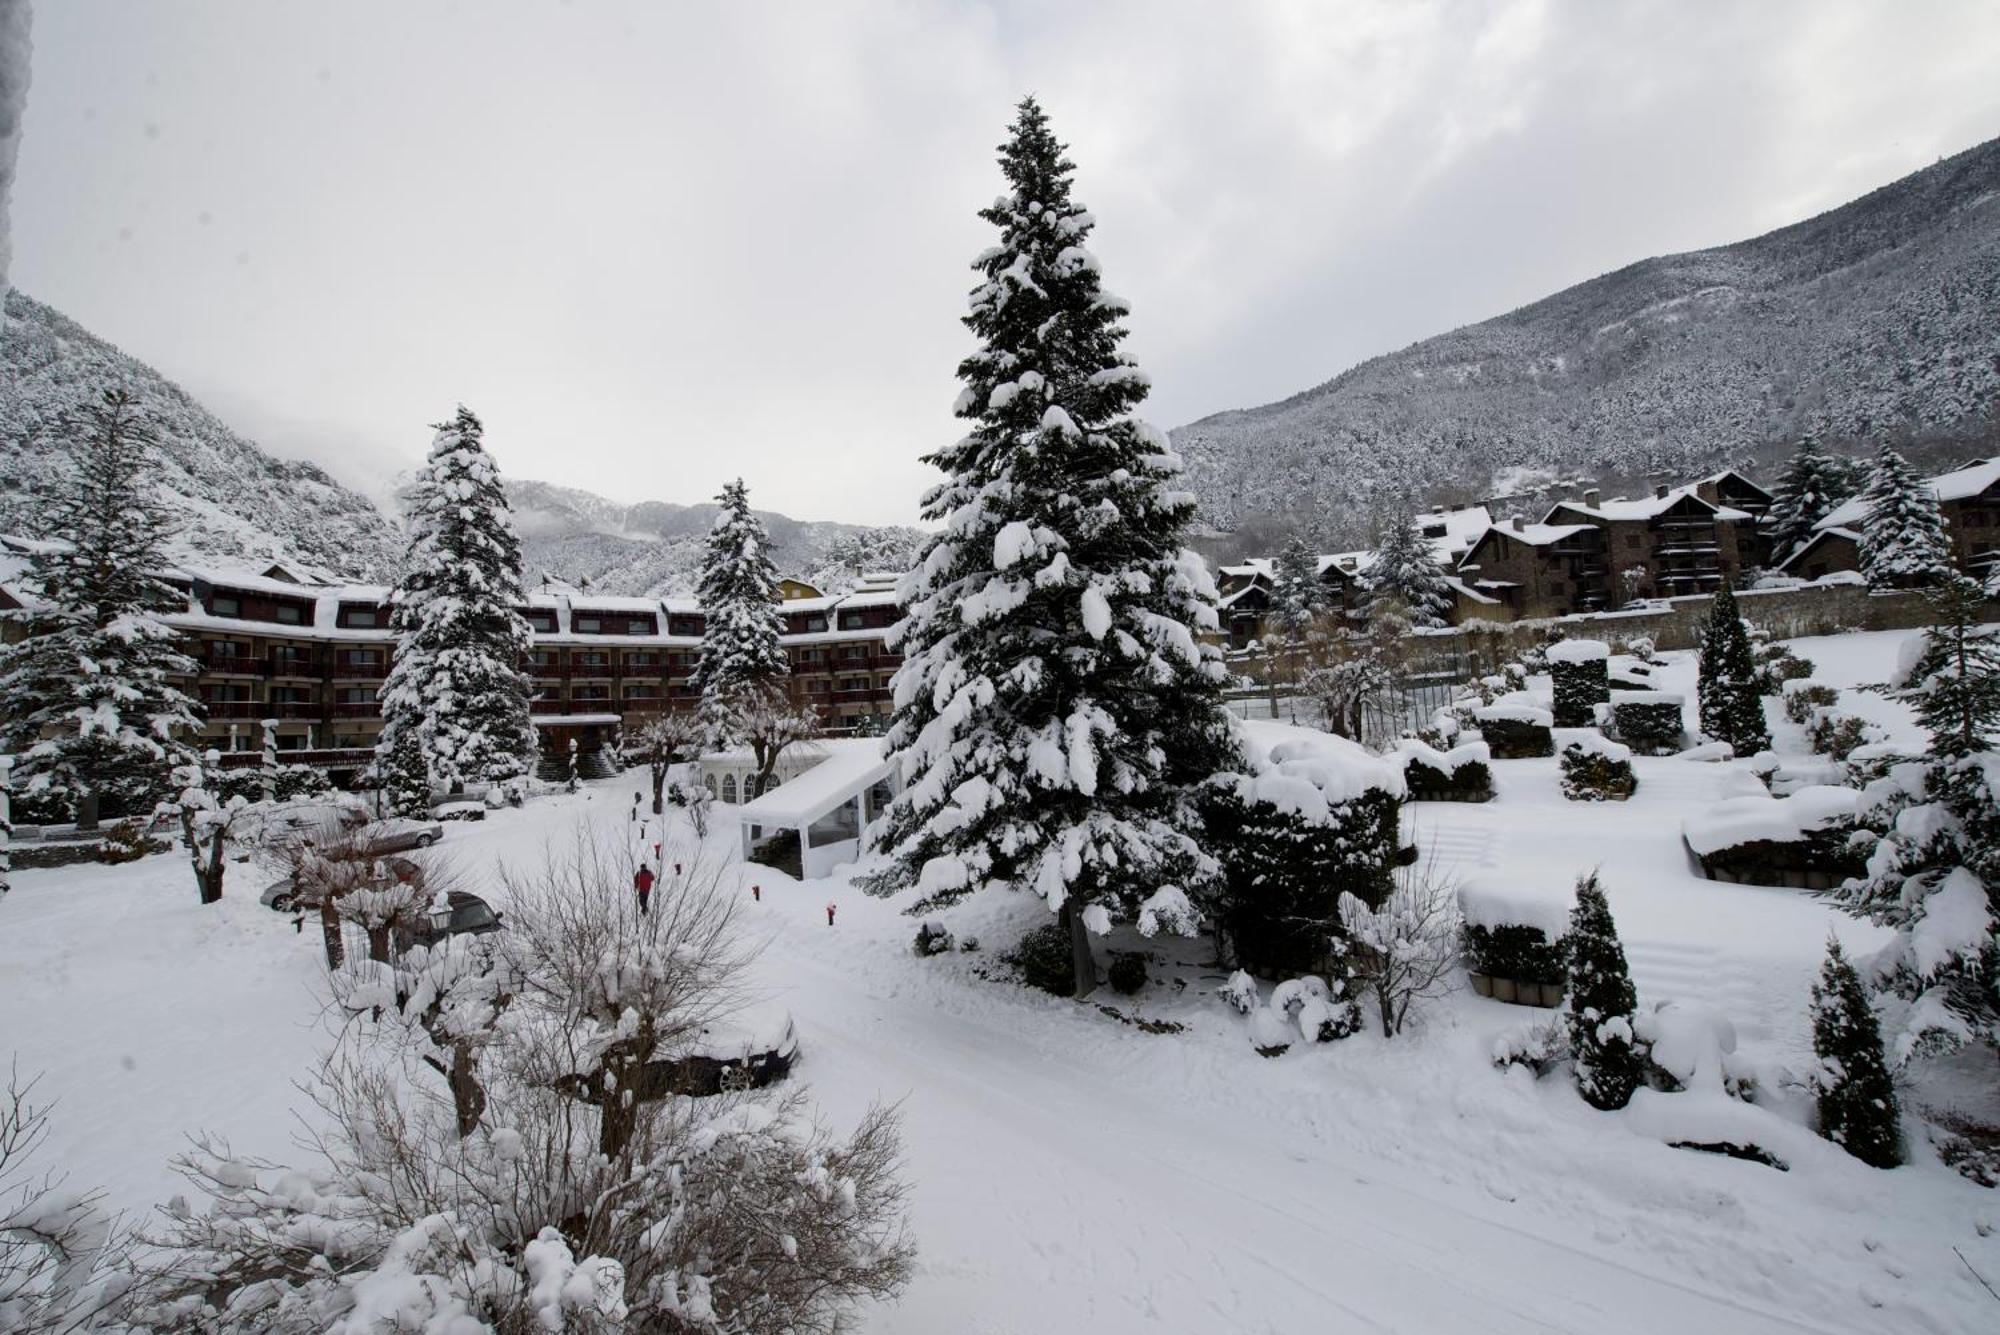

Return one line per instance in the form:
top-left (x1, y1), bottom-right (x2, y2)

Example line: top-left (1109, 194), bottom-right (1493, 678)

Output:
top-left (863, 97), bottom-right (1239, 995)
top-left (691, 477), bottom-right (791, 741)
top-left (1268, 535), bottom-right (1325, 643)
top-left (1856, 444), bottom-right (1951, 588)
top-left (1809, 937), bottom-right (1903, 1168)
top-left (376, 407), bottom-right (536, 799)
top-left (1695, 585), bottom-right (1769, 755)
top-left (1364, 509), bottom-right (1453, 629)
top-left (1765, 432), bottom-right (1855, 565)
top-left (1833, 577), bottom-right (1999, 1063)
top-left (1565, 872), bottom-right (1645, 1111)
top-left (0, 389), bottom-right (199, 821)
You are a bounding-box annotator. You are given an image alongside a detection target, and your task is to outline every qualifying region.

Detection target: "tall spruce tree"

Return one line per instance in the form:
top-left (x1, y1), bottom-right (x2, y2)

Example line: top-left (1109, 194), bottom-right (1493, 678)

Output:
top-left (1833, 578), bottom-right (2000, 1063)
top-left (1565, 872), bottom-right (1645, 1111)
top-left (377, 407), bottom-right (535, 800)
top-left (1268, 535), bottom-right (1324, 643)
top-left (1765, 432), bottom-right (1853, 565)
top-left (1365, 510), bottom-right (1454, 629)
top-left (1809, 937), bottom-right (1903, 1168)
top-left (0, 389), bottom-right (199, 820)
top-left (1695, 585), bottom-right (1770, 755)
top-left (1856, 444), bottom-right (1951, 589)
top-left (863, 97), bottom-right (1238, 995)
top-left (691, 477), bottom-right (790, 742)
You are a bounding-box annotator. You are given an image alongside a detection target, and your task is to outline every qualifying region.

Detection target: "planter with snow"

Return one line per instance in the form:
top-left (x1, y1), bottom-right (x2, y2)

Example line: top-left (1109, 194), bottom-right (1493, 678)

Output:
top-left (1392, 737), bottom-right (1494, 802)
top-left (1608, 690), bottom-right (1685, 755)
top-left (1547, 639), bottom-right (1610, 727)
top-left (1459, 876), bottom-right (1571, 1008)
top-left (1681, 786), bottom-right (1868, 888)
top-left (1473, 701), bottom-right (1554, 759)
top-left (1558, 734), bottom-right (1636, 802)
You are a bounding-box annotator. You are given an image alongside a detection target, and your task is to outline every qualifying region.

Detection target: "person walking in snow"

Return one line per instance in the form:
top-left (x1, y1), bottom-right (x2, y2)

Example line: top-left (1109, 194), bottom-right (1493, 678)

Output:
top-left (634, 863), bottom-right (656, 916)
top-left (825, 901), bottom-right (836, 927)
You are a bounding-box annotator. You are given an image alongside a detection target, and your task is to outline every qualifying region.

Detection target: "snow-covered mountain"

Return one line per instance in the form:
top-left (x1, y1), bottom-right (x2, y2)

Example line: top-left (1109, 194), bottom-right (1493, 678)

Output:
top-left (1173, 134), bottom-right (2000, 547)
top-left (506, 478), bottom-right (924, 597)
top-left (0, 290), bottom-right (403, 579)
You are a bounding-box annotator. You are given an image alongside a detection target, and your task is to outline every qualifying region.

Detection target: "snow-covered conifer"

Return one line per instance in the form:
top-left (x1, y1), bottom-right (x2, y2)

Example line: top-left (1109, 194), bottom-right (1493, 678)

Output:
top-left (863, 98), bottom-right (1239, 995)
top-left (1269, 535), bottom-right (1325, 642)
top-left (1856, 444), bottom-right (1950, 588)
top-left (1696, 585), bottom-right (1770, 755)
top-left (376, 406), bottom-right (536, 797)
top-left (1898, 576), bottom-right (2000, 760)
top-left (1765, 432), bottom-right (1855, 565)
top-left (692, 477), bottom-right (791, 743)
top-left (376, 722), bottom-right (430, 820)
top-left (1365, 510), bottom-right (1453, 629)
top-left (1565, 872), bottom-right (1645, 1110)
top-left (0, 389), bottom-right (199, 821)
top-left (1809, 937), bottom-right (1903, 1168)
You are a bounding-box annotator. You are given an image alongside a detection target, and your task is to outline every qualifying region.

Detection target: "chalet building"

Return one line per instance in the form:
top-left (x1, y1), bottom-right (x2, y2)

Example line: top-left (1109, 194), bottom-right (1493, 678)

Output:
top-left (1540, 484), bottom-right (1752, 603)
top-left (1804, 457), bottom-right (2000, 583)
top-left (1693, 470), bottom-right (1776, 568)
top-left (1777, 527), bottom-right (1862, 581)
top-left (0, 539), bottom-right (906, 784)
top-left (1453, 520), bottom-right (1606, 617)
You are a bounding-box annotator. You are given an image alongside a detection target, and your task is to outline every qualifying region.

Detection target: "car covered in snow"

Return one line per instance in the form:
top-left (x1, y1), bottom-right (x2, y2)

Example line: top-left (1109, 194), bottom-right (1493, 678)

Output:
top-left (391, 891), bottom-right (505, 953)
top-left (560, 1002), bottom-right (800, 1102)
top-left (355, 819), bottom-right (445, 855)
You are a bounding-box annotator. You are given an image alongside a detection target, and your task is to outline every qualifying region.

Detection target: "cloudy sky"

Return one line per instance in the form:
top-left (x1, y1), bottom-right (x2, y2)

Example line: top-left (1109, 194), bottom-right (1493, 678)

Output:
top-left (10, 1), bottom-right (2000, 526)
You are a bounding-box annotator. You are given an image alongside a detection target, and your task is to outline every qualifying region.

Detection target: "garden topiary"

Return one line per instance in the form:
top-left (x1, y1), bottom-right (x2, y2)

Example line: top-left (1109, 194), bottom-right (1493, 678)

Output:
top-left (1011, 922), bottom-right (1077, 997)
top-left (1107, 953), bottom-right (1148, 995)
top-left (1559, 739), bottom-right (1636, 802)
top-left (1782, 680), bottom-right (1839, 725)
top-left (1608, 693), bottom-right (1685, 755)
top-left (1546, 640), bottom-right (1611, 727)
top-left (913, 921), bottom-right (955, 957)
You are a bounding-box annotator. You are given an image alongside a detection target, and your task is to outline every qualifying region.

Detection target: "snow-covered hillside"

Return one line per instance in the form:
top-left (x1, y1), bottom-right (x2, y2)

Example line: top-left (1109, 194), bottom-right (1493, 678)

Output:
top-left (0, 290), bottom-right (403, 578)
top-left (1175, 135), bottom-right (2000, 545)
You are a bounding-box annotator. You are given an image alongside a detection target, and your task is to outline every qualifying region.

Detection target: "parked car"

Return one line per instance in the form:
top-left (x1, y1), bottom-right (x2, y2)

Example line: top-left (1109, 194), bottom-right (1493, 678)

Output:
top-left (356, 819), bottom-right (445, 856)
top-left (431, 801), bottom-right (487, 822)
top-left (392, 891), bottom-right (505, 953)
top-left (558, 1003), bottom-right (799, 1103)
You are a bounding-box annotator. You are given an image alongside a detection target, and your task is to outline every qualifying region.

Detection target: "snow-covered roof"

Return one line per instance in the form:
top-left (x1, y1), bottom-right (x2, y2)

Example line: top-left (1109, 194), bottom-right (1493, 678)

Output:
top-left (1466, 521), bottom-right (1595, 552)
top-left (735, 738), bottom-right (891, 828)
top-left (1440, 574), bottom-right (1500, 606)
top-left (1544, 485), bottom-right (1750, 524)
top-left (1819, 457), bottom-right (2000, 530)
top-left (1776, 526), bottom-right (1860, 572)
top-left (1414, 505), bottom-right (1493, 561)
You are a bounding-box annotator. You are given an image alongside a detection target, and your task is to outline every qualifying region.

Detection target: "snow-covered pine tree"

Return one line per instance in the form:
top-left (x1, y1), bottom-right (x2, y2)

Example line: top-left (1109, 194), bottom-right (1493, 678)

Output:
top-left (1765, 432), bottom-right (1854, 565)
top-left (1809, 937), bottom-right (1903, 1168)
top-left (1364, 509), bottom-right (1453, 629)
top-left (377, 721), bottom-right (430, 820)
top-left (1833, 577), bottom-right (2000, 1063)
top-left (1565, 872), bottom-right (1645, 1111)
top-left (692, 477), bottom-right (791, 742)
top-left (1695, 585), bottom-right (1770, 755)
top-left (863, 97), bottom-right (1239, 995)
top-left (1268, 535), bottom-right (1325, 643)
top-left (1857, 444), bottom-right (1951, 589)
top-left (376, 407), bottom-right (536, 798)
top-left (0, 389), bottom-right (199, 821)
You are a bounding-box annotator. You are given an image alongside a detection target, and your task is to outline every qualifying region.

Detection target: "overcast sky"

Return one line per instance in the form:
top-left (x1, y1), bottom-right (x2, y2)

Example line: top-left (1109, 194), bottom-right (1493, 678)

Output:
top-left (11, 1), bottom-right (2000, 527)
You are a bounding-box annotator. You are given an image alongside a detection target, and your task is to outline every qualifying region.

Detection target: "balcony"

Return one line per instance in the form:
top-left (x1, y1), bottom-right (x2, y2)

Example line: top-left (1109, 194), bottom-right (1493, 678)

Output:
top-left (530, 698), bottom-right (569, 715)
top-left (332, 702), bottom-right (379, 718)
top-left (268, 658), bottom-right (321, 679)
top-left (268, 700), bottom-right (322, 720)
top-left (201, 700), bottom-right (265, 720)
top-left (332, 660), bottom-right (388, 679)
top-left (202, 654), bottom-right (263, 675)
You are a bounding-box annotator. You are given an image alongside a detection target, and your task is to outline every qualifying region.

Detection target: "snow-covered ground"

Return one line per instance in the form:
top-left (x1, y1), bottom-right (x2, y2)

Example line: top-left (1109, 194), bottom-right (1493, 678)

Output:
top-left (3, 629), bottom-right (1997, 1333)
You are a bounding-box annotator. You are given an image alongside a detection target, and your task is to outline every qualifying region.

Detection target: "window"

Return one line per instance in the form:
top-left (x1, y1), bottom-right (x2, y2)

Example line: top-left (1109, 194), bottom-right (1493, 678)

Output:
top-left (704, 775), bottom-right (717, 797)
top-left (805, 615), bottom-right (827, 632)
top-left (839, 611), bottom-right (864, 630)
top-left (213, 594), bottom-right (241, 616)
top-left (276, 604), bottom-right (304, 625)
top-left (524, 609), bottom-right (558, 633)
top-left (721, 775), bottom-right (737, 804)
top-left (576, 617), bottom-right (601, 633)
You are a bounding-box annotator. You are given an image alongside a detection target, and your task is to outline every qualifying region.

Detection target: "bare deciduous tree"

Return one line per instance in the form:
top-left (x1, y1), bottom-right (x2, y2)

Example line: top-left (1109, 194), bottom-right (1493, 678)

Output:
top-left (632, 712), bottom-right (706, 815)
top-left (0, 1068), bottom-right (124, 1334)
top-left (1337, 858), bottom-right (1463, 1037)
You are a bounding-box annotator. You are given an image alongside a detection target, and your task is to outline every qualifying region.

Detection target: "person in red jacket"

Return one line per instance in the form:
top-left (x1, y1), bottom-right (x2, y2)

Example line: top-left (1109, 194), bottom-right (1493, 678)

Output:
top-left (633, 863), bottom-right (656, 916)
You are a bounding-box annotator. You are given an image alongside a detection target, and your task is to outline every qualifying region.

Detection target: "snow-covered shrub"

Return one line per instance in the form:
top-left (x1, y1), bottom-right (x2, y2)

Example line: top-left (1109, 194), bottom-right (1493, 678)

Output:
top-left (1559, 736), bottom-right (1636, 802)
top-left (0, 1071), bottom-right (126, 1334)
top-left (1107, 953), bottom-right (1148, 995)
top-left (1218, 969), bottom-right (1259, 1014)
top-left (1201, 741), bottom-right (1405, 980)
top-left (1010, 922), bottom-right (1078, 997)
top-left (913, 920), bottom-right (955, 957)
top-left (215, 763), bottom-right (333, 805)
top-left (1809, 938), bottom-right (1903, 1168)
top-left (1782, 679), bottom-right (1840, 725)
top-left (1248, 1006), bottom-right (1293, 1057)
top-left (1608, 692), bottom-right (1685, 755)
top-left (1756, 644), bottom-right (1815, 696)
top-left (1807, 709), bottom-right (1880, 761)
top-left (1459, 876), bottom-right (1571, 1006)
top-left (1682, 785), bottom-right (1869, 887)
top-left (129, 831), bottom-right (915, 1332)
top-left (1337, 862), bottom-right (1462, 1038)
top-left (1565, 873), bottom-right (1646, 1111)
top-left (1492, 1018), bottom-right (1568, 1076)
top-left (1393, 738), bottom-right (1493, 801)
top-left (1295, 993), bottom-right (1363, 1043)
top-left (1472, 704), bottom-right (1554, 759)
top-left (1546, 639), bottom-right (1610, 728)
top-left (96, 817), bottom-right (161, 864)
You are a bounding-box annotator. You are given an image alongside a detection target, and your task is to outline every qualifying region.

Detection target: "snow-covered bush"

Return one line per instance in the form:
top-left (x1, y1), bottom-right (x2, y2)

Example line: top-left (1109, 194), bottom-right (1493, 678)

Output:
top-left (1009, 922), bottom-right (1077, 998)
top-left (1459, 876), bottom-right (1571, 1006)
top-left (0, 1071), bottom-right (126, 1334)
top-left (128, 830), bottom-right (915, 1332)
top-left (1201, 739), bottom-right (1406, 980)
top-left (1546, 639), bottom-right (1610, 728)
top-left (1782, 679), bottom-right (1839, 725)
top-left (1682, 786), bottom-right (1868, 887)
top-left (1607, 691), bottom-right (1685, 755)
top-left (1107, 953), bottom-right (1148, 995)
top-left (913, 920), bottom-right (955, 957)
top-left (1559, 736), bottom-right (1636, 802)
top-left (1472, 704), bottom-right (1554, 759)
top-left (1492, 1018), bottom-right (1567, 1076)
top-left (1393, 738), bottom-right (1493, 801)
top-left (1218, 969), bottom-right (1259, 1015)
top-left (213, 763), bottom-right (333, 805)
top-left (1337, 862), bottom-right (1462, 1038)
top-left (1809, 938), bottom-right (1903, 1168)
top-left (1565, 873), bottom-right (1646, 1111)
top-left (1755, 642), bottom-right (1815, 696)
top-left (1806, 709), bottom-right (1881, 762)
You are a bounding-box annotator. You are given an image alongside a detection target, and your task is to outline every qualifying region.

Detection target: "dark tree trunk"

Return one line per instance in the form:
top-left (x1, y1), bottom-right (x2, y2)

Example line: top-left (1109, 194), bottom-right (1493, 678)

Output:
top-left (366, 924), bottom-right (391, 965)
top-left (320, 898), bottom-right (345, 971)
top-left (1061, 898), bottom-right (1098, 999)
top-left (650, 762), bottom-right (667, 815)
top-left (447, 1041), bottom-right (485, 1137)
top-left (197, 830), bottom-right (225, 904)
